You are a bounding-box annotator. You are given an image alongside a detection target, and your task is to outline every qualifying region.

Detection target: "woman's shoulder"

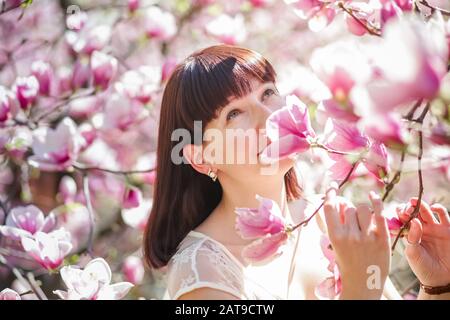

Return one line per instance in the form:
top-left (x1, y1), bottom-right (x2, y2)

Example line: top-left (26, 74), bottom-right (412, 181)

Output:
top-left (167, 230), bottom-right (243, 275)
top-left (165, 230), bottom-right (246, 299)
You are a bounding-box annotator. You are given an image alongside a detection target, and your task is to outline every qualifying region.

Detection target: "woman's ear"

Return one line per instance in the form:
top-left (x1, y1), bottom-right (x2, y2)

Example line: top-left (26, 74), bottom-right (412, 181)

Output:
top-left (182, 144), bottom-right (210, 175)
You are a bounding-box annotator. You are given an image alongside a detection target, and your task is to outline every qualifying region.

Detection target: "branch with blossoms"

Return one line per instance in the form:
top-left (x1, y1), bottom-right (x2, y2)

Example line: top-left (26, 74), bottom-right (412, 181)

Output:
top-left (419, 0), bottom-right (450, 16)
top-left (390, 103), bottom-right (430, 251)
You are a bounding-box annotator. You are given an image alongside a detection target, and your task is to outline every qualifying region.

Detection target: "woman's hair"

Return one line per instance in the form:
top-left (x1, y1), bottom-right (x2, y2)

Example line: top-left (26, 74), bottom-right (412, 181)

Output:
top-left (143, 44), bottom-right (302, 269)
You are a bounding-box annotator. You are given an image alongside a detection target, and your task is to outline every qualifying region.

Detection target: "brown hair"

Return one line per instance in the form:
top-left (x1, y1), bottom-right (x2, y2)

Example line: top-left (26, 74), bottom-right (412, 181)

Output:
top-left (143, 45), bottom-right (301, 269)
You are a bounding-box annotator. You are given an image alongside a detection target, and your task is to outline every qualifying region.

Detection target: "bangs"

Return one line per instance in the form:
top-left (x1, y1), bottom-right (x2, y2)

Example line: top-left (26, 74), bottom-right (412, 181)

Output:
top-left (177, 45), bottom-right (276, 132)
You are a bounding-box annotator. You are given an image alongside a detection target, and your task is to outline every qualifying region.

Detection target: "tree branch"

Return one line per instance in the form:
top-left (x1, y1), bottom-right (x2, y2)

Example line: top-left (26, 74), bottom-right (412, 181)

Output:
top-left (338, 2), bottom-right (382, 37)
top-left (82, 172), bottom-right (95, 256)
top-left (292, 160), bottom-right (359, 231)
top-left (391, 103), bottom-right (429, 251)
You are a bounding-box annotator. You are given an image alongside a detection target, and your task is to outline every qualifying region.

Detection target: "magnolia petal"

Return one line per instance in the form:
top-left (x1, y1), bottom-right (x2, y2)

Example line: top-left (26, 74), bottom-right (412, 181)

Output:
top-left (241, 231), bottom-right (288, 265)
top-left (259, 134), bottom-right (310, 164)
top-left (53, 290), bottom-right (69, 300)
top-left (0, 288), bottom-right (21, 300)
top-left (0, 225), bottom-right (31, 241)
top-left (83, 258), bottom-right (112, 285)
top-left (96, 282), bottom-right (134, 300)
top-left (315, 277), bottom-right (339, 300)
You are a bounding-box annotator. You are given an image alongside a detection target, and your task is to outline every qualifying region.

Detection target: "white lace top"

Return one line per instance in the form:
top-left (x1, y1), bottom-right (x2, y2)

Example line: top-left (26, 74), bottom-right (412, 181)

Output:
top-left (164, 230), bottom-right (300, 300)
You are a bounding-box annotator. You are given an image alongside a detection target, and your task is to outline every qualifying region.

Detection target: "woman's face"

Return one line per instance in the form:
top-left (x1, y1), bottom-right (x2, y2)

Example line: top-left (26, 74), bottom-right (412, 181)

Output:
top-left (202, 79), bottom-right (294, 183)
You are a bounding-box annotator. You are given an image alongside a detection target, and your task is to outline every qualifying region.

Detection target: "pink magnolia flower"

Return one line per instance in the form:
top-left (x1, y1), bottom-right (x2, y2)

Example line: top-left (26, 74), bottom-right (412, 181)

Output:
top-left (380, 0), bottom-right (413, 27)
top-left (101, 94), bottom-right (145, 131)
top-left (12, 76), bottom-right (39, 110)
top-left (249, 0), bottom-right (274, 8)
top-left (0, 288), bottom-right (21, 300)
top-left (241, 232), bottom-right (289, 265)
top-left (121, 199), bottom-right (152, 231)
top-left (364, 17), bottom-right (448, 111)
top-left (122, 256), bottom-right (145, 285)
top-left (91, 51), bottom-right (118, 91)
top-left (71, 59), bottom-right (91, 90)
top-left (115, 66), bottom-right (160, 104)
top-left (31, 61), bottom-right (52, 96)
top-left (324, 119), bottom-right (389, 180)
top-left (260, 95), bottom-right (315, 163)
top-left (53, 203), bottom-right (91, 251)
top-left (235, 195), bottom-right (286, 239)
top-left (363, 114), bottom-right (408, 149)
top-left (78, 123), bottom-right (97, 151)
top-left (0, 205), bottom-right (56, 241)
top-left (0, 86), bottom-right (14, 123)
top-left (53, 258), bottom-right (133, 300)
top-left (344, 1), bottom-right (376, 36)
top-left (122, 185), bottom-right (143, 209)
top-left (68, 96), bottom-right (100, 119)
top-left (318, 99), bottom-right (360, 123)
top-left (161, 57), bottom-right (177, 83)
top-left (66, 10), bottom-right (88, 31)
top-left (21, 228), bottom-right (73, 270)
top-left (235, 195), bottom-right (293, 265)
top-left (28, 117), bottom-right (83, 171)
top-left (285, 0), bottom-right (339, 32)
top-left (430, 123), bottom-right (450, 146)
top-left (310, 42), bottom-right (371, 121)
top-left (65, 25), bottom-right (111, 55)
top-left (143, 6), bottom-right (177, 41)
top-left (315, 235), bottom-right (341, 299)
top-left (141, 170), bottom-right (156, 185)
top-left (59, 176), bottom-right (78, 204)
top-left (205, 14), bottom-right (247, 45)
top-left (128, 0), bottom-right (140, 13)
top-left (387, 216), bottom-right (403, 236)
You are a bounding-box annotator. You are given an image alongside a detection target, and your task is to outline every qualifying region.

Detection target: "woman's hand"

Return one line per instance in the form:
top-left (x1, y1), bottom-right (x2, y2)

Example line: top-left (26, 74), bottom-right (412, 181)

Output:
top-left (397, 198), bottom-right (450, 292)
top-left (323, 183), bottom-right (391, 300)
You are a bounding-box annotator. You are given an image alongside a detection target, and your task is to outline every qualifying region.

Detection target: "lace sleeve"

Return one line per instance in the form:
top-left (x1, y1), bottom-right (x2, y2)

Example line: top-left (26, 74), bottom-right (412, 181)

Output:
top-left (166, 238), bottom-right (245, 300)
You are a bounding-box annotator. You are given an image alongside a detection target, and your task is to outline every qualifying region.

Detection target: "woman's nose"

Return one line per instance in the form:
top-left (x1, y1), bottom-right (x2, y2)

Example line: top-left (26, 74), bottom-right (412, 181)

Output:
top-left (252, 101), bottom-right (271, 132)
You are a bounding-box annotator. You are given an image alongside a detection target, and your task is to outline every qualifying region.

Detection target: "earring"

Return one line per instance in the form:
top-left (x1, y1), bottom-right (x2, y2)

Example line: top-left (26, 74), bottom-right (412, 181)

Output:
top-left (207, 168), bottom-right (218, 182)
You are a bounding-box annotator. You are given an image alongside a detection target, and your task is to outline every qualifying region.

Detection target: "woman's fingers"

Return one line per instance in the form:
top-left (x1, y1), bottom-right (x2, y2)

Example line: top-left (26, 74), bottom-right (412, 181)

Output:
top-left (404, 218), bottom-right (424, 266)
top-left (369, 191), bottom-right (389, 239)
top-left (323, 182), bottom-right (342, 238)
top-left (344, 206), bottom-right (359, 234)
top-left (409, 198), bottom-right (438, 225)
top-left (396, 203), bottom-right (412, 223)
top-left (406, 218), bottom-right (422, 245)
top-left (356, 204), bottom-right (372, 235)
top-left (430, 204), bottom-right (450, 225)
top-left (369, 191), bottom-right (383, 216)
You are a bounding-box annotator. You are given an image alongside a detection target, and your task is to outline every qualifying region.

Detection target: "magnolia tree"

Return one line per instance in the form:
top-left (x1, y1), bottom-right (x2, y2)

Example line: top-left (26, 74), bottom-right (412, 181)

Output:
top-left (0, 0), bottom-right (449, 300)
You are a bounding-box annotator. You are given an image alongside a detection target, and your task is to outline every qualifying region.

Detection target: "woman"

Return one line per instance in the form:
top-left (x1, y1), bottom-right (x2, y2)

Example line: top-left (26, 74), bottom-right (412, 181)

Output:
top-left (143, 44), bottom-right (450, 300)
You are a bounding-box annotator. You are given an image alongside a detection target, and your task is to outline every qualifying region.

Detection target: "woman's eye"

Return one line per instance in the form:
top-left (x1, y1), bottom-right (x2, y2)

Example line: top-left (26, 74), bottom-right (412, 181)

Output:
top-left (262, 88), bottom-right (276, 100)
top-left (226, 109), bottom-right (241, 121)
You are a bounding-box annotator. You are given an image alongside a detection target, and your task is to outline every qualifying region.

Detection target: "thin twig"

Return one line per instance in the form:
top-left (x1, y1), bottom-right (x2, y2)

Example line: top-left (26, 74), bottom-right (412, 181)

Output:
top-left (0, 0), bottom-right (29, 15)
top-left (313, 143), bottom-right (360, 156)
top-left (82, 172), bottom-right (95, 256)
top-left (382, 150), bottom-right (405, 202)
top-left (32, 88), bottom-right (96, 124)
top-left (292, 161), bottom-right (359, 231)
top-left (419, 0), bottom-right (450, 16)
top-left (26, 272), bottom-right (48, 300)
top-left (338, 2), bottom-right (382, 37)
top-left (73, 163), bottom-right (154, 175)
top-left (0, 253), bottom-right (41, 300)
top-left (382, 99), bottom-right (423, 202)
top-left (391, 103), bottom-right (429, 251)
